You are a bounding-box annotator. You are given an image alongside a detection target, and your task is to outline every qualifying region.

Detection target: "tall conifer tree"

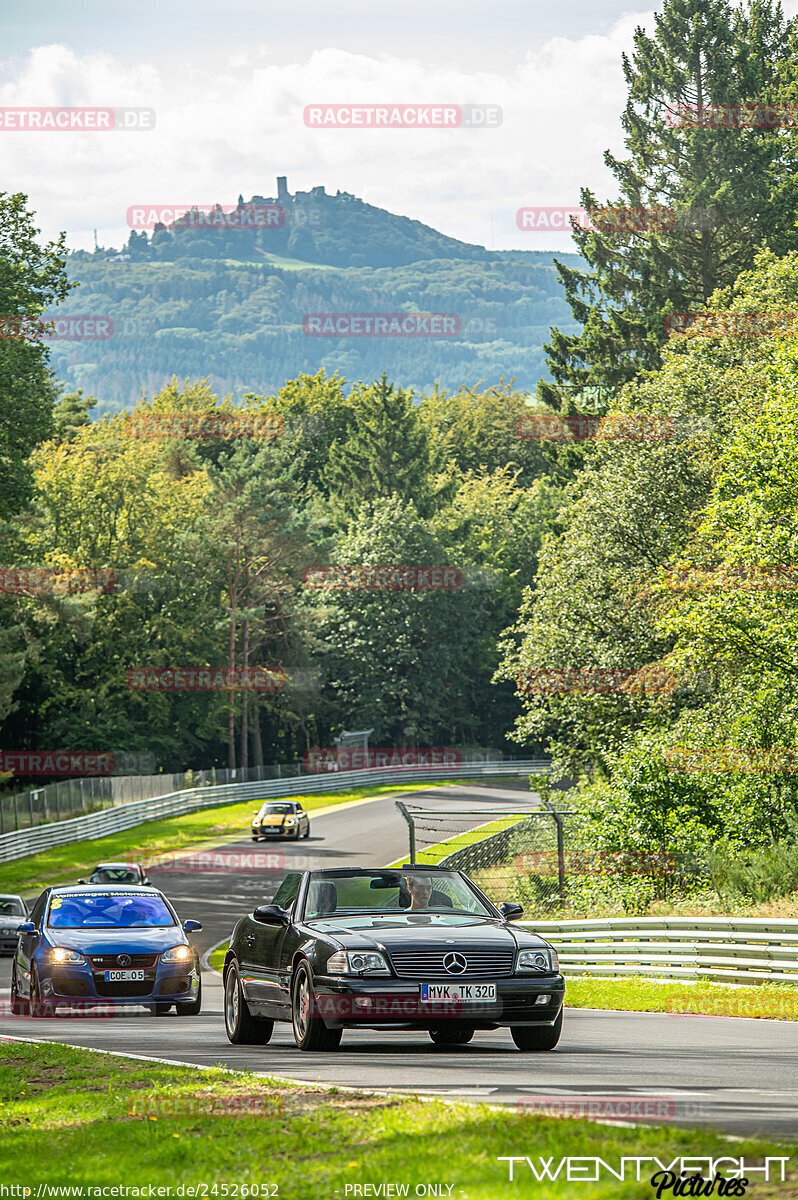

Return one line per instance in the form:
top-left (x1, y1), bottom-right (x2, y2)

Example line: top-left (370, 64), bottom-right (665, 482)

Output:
top-left (542, 0), bottom-right (798, 409)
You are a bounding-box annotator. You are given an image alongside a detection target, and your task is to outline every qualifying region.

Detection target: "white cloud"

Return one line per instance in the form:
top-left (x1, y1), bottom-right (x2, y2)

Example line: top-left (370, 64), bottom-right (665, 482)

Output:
top-left (0, 16), bottom-right (655, 253)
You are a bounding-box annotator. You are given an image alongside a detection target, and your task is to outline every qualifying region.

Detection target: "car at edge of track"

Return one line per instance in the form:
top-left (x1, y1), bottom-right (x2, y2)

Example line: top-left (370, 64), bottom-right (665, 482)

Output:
top-left (0, 894), bottom-right (27, 956)
top-left (251, 800), bottom-right (310, 841)
top-left (223, 865), bottom-right (565, 1052)
top-left (10, 884), bottom-right (203, 1017)
top-left (77, 862), bottom-right (151, 886)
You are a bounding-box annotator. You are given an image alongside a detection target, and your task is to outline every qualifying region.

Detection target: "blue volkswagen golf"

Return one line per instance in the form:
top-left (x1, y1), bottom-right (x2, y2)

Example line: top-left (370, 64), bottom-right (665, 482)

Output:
top-left (10, 885), bottom-right (203, 1017)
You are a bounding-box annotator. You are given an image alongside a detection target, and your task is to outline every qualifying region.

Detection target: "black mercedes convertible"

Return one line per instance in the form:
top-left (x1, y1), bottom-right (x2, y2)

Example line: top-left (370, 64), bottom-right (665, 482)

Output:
top-left (222, 865), bottom-right (564, 1051)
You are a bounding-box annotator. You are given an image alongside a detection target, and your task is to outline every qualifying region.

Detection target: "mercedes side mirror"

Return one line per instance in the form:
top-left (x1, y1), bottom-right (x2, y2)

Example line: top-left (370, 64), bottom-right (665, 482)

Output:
top-left (253, 904), bottom-right (290, 925)
top-left (499, 902), bottom-right (524, 920)
top-left (16, 922), bottom-right (36, 935)
top-left (183, 919), bottom-right (203, 932)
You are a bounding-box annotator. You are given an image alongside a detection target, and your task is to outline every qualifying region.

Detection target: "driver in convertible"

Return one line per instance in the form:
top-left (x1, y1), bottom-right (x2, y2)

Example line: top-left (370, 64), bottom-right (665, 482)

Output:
top-left (406, 875), bottom-right (434, 910)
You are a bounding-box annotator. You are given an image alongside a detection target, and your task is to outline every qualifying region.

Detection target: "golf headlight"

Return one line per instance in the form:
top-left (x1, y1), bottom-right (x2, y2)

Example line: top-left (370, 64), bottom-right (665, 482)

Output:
top-left (327, 950), bottom-right (390, 976)
top-left (50, 947), bottom-right (85, 965)
top-left (516, 948), bottom-right (556, 973)
top-left (161, 944), bottom-right (192, 964)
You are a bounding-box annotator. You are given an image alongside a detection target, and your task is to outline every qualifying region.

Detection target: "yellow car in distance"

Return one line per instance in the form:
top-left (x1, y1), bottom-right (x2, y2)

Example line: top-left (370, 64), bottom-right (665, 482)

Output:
top-left (251, 800), bottom-right (310, 841)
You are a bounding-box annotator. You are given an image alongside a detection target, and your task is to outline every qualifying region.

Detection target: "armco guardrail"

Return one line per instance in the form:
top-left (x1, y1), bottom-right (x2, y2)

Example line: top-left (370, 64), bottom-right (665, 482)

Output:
top-left (0, 760), bottom-right (548, 863)
top-left (523, 916), bottom-right (798, 985)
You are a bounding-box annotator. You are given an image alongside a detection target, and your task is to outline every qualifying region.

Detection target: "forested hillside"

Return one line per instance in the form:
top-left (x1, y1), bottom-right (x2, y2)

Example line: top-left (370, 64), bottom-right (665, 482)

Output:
top-left (53, 184), bottom-right (581, 411)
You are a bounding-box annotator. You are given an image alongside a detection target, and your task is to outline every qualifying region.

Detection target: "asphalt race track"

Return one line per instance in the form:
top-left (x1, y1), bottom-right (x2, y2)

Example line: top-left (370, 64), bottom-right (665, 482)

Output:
top-left (2, 781), bottom-right (798, 1139)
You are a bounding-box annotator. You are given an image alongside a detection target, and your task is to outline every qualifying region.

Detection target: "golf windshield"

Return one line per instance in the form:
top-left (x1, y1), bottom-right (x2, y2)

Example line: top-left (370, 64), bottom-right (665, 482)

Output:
top-left (303, 871), bottom-right (494, 919)
top-left (47, 892), bottom-right (176, 928)
top-left (89, 868), bottom-right (140, 883)
top-left (0, 898), bottom-right (25, 917)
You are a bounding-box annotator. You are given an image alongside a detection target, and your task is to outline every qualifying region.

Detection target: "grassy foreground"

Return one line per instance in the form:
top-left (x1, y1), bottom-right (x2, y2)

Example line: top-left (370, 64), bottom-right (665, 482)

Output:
top-left (0, 783), bottom-right (433, 895)
top-left (0, 1040), bottom-right (794, 1198)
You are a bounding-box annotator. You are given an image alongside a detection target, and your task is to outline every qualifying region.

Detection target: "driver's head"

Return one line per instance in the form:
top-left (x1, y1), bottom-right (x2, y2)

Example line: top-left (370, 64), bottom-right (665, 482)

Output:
top-left (406, 875), bottom-right (433, 907)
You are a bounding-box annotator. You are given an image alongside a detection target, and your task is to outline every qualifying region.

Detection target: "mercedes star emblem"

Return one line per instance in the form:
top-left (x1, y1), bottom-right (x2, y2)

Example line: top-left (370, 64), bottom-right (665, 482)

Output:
top-left (442, 952), bottom-right (467, 975)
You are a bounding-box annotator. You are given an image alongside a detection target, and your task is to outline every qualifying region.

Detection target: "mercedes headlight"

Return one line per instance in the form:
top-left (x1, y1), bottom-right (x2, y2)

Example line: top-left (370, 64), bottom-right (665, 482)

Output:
top-left (50, 947), bottom-right (86, 965)
top-left (327, 950), bottom-right (390, 976)
top-left (161, 944), bottom-right (192, 964)
top-left (516, 948), bottom-right (557, 973)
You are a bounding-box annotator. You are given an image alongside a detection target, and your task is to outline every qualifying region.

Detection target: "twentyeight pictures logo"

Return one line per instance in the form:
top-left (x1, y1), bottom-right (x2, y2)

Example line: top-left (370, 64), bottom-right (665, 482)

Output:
top-left (0, 107), bottom-right (154, 131)
top-left (304, 104), bottom-right (501, 128)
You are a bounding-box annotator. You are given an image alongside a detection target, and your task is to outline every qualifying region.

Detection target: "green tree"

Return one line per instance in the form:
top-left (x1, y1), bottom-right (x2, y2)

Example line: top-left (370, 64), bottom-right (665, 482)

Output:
top-left (324, 374), bottom-right (431, 517)
top-left (309, 497), bottom-right (491, 745)
top-left (0, 193), bottom-right (73, 518)
top-left (543, 0), bottom-right (798, 407)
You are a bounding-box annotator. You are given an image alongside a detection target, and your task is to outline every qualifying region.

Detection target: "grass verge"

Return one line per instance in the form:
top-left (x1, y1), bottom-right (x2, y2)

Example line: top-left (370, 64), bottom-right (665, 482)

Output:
top-left (565, 976), bottom-right (798, 1020)
top-left (0, 783), bottom-right (433, 895)
top-left (0, 1040), bottom-right (794, 1198)
top-left (386, 814), bottom-right (521, 869)
top-left (208, 944), bottom-right (226, 972)
top-left (203, 964), bottom-right (798, 1020)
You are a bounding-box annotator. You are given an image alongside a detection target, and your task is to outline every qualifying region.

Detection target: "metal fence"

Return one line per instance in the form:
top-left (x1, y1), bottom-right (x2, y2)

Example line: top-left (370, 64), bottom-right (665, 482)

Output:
top-left (0, 752), bottom-right (523, 836)
top-left (0, 762), bottom-right (312, 836)
top-left (524, 916), bottom-right (798, 985)
top-left (395, 792), bottom-right (571, 909)
top-left (0, 759), bottom-right (546, 864)
top-left (397, 798), bottom-right (712, 914)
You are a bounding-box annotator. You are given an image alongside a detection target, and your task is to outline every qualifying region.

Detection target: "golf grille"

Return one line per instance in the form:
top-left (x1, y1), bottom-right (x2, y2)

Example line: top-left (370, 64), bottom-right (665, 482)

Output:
top-left (90, 954), bottom-right (157, 968)
top-left (388, 948), bottom-right (514, 978)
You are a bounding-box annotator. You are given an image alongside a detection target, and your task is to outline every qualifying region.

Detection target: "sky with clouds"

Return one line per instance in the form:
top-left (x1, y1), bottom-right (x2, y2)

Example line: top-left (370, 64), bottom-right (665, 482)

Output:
top-left (4, 0), bottom-right (796, 254)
